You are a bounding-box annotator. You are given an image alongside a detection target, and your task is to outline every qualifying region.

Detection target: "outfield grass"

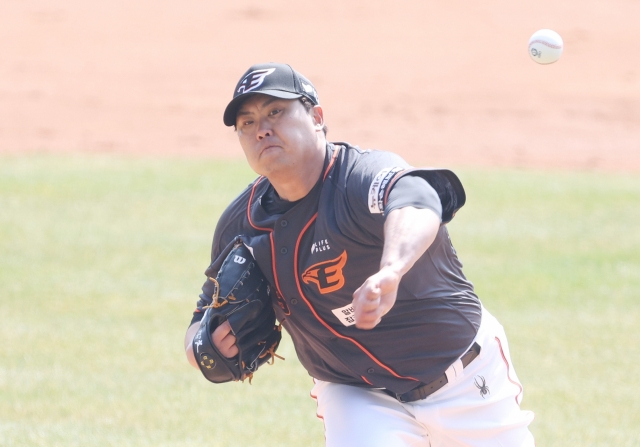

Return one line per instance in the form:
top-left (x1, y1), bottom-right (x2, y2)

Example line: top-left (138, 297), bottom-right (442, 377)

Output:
top-left (1, 154), bottom-right (638, 446)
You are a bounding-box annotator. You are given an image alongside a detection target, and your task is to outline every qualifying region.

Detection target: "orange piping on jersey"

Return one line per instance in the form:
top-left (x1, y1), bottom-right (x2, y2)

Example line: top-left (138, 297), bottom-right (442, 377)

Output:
top-left (360, 375), bottom-right (373, 386)
top-left (322, 145), bottom-right (341, 181)
top-left (246, 176), bottom-right (290, 315)
top-left (246, 176), bottom-right (271, 232)
top-left (244, 145), bottom-right (414, 382)
top-left (293, 213), bottom-right (419, 383)
top-left (245, 146), bottom-right (345, 326)
top-left (247, 144), bottom-right (339, 232)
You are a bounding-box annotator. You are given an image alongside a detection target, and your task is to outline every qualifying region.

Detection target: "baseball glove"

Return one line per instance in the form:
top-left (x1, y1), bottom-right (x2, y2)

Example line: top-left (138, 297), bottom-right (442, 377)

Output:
top-left (192, 238), bottom-right (283, 384)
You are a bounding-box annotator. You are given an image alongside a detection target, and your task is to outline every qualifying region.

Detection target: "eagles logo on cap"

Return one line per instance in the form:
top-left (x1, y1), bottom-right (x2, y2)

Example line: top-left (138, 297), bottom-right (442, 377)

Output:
top-left (236, 68), bottom-right (276, 95)
top-left (223, 63), bottom-right (320, 126)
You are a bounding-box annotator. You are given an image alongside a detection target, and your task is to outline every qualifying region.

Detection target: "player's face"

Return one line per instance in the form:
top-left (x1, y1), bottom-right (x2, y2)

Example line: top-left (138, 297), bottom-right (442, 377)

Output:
top-left (235, 94), bottom-right (324, 180)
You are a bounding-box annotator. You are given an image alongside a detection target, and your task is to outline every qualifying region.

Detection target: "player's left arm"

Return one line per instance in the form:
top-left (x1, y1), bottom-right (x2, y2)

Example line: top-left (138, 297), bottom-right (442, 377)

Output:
top-left (352, 206), bottom-right (440, 329)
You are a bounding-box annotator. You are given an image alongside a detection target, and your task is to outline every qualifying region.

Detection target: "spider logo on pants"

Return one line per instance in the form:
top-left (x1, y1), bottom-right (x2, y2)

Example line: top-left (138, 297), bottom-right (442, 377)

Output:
top-left (474, 375), bottom-right (490, 398)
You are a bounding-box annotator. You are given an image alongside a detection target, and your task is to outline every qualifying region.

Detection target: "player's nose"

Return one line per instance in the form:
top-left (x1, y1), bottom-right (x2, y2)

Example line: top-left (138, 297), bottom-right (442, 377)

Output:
top-left (256, 119), bottom-right (272, 140)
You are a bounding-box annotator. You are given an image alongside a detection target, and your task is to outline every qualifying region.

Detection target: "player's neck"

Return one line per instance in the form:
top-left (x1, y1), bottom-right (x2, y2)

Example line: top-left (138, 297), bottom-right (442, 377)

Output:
top-left (268, 146), bottom-right (325, 202)
top-left (269, 165), bottom-right (322, 201)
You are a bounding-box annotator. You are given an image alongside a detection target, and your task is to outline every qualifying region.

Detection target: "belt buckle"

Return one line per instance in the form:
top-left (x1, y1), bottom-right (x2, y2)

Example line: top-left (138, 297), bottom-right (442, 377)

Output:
top-left (383, 389), bottom-right (410, 403)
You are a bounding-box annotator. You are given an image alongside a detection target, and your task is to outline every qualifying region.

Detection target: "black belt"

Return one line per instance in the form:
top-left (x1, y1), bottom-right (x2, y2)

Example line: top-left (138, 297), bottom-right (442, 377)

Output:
top-left (383, 342), bottom-right (481, 403)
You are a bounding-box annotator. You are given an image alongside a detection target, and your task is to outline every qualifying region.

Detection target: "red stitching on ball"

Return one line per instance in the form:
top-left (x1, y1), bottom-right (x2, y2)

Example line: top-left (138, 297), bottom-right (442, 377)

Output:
top-left (529, 39), bottom-right (562, 50)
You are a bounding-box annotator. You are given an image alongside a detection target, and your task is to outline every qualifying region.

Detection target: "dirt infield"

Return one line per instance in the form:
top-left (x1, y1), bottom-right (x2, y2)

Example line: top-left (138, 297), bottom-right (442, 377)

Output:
top-left (2, 0), bottom-right (639, 171)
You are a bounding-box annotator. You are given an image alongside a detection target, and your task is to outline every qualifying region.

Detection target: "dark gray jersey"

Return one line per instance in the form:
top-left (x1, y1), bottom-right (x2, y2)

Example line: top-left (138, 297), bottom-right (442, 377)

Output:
top-left (192, 142), bottom-right (481, 394)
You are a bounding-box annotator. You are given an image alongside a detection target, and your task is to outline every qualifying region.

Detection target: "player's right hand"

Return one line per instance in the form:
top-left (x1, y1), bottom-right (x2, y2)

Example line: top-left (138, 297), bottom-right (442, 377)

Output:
top-left (212, 320), bottom-right (239, 358)
top-left (352, 266), bottom-right (401, 330)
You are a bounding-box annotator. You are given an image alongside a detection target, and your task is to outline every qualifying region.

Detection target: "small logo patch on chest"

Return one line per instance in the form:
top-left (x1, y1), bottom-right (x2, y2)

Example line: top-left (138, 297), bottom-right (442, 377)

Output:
top-left (311, 239), bottom-right (331, 254)
top-left (302, 251), bottom-right (348, 294)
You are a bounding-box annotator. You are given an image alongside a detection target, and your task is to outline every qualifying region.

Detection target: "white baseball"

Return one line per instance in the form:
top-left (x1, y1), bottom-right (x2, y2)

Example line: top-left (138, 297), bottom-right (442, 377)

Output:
top-left (528, 29), bottom-right (563, 64)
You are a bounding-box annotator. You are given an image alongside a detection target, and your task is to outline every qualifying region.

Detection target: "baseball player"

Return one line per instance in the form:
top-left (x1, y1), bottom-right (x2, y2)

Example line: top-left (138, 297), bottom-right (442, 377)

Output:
top-left (184, 62), bottom-right (535, 447)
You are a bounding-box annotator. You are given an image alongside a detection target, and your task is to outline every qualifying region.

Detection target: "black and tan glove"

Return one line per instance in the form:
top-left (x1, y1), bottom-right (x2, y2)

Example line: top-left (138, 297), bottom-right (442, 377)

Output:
top-left (192, 238), bottom-right (283, 383)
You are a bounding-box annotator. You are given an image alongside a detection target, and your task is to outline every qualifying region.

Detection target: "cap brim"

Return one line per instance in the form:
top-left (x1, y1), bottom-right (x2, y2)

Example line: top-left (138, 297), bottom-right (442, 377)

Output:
top-left (223, 90), bottom-right (303, 126)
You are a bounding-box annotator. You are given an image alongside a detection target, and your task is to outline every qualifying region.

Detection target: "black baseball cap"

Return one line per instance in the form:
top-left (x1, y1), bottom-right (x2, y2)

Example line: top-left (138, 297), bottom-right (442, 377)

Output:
top-left (223, 63), bottom-right (320, 126)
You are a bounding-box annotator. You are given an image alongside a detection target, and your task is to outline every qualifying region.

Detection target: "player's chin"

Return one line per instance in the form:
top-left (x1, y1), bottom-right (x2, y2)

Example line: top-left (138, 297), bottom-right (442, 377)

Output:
top-left (256, 148), bottom-right (288, 171)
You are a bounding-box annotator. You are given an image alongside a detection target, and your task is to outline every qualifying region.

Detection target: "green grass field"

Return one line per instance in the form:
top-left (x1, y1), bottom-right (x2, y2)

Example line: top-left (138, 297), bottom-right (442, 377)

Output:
top-left (1, 154), bottom-right (639, 446)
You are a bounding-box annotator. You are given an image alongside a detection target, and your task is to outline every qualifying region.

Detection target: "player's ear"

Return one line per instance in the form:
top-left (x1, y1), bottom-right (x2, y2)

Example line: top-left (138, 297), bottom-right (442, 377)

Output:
top-left (311, 105), bottom-right (324, 131)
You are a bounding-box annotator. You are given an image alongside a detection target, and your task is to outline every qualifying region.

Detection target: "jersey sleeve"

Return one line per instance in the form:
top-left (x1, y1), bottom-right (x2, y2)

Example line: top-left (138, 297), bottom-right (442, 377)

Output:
top-left (339, 150), bottom-right (411, 243)
top-left (384, 175), bottom-right (442, 220)
top-left (391, 168), bottom-right (466, 224)
top-left (340, 150), bottom-right (466, 245)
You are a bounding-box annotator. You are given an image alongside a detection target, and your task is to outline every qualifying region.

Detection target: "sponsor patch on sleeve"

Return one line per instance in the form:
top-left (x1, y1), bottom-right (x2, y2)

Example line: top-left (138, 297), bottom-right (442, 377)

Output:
top-left (368, 167), bottom-right (404, 214)
top-left (331, 303), bottom-right (356, 326)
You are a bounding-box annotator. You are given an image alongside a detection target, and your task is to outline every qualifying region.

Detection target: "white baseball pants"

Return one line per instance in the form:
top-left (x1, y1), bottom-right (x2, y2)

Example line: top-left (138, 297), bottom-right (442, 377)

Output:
top-left (311, 307), bottom-right (535, 447)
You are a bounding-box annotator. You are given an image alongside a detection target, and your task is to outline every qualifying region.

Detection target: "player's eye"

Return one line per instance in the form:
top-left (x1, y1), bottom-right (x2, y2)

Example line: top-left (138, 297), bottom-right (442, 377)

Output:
top-left (268, 108), bottom-right (282, 117)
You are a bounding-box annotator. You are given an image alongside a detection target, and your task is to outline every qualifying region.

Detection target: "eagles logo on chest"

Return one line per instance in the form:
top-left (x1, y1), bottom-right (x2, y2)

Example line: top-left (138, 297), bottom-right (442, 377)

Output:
top-left (301, 251), bottom-right (348, 294)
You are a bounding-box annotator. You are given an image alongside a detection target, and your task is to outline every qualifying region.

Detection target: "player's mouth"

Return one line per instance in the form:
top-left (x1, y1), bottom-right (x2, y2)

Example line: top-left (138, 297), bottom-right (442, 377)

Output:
top-left (259, 144), bottom-right (281, 157)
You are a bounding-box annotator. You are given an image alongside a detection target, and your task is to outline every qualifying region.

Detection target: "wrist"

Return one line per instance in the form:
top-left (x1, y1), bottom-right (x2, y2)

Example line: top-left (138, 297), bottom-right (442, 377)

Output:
top-left (378, 261), bottom-right (406, 279)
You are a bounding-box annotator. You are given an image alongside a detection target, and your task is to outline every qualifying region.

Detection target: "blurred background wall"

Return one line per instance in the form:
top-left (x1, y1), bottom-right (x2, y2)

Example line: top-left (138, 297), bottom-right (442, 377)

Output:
top-left (1, 0), bottom-right (639, 170)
